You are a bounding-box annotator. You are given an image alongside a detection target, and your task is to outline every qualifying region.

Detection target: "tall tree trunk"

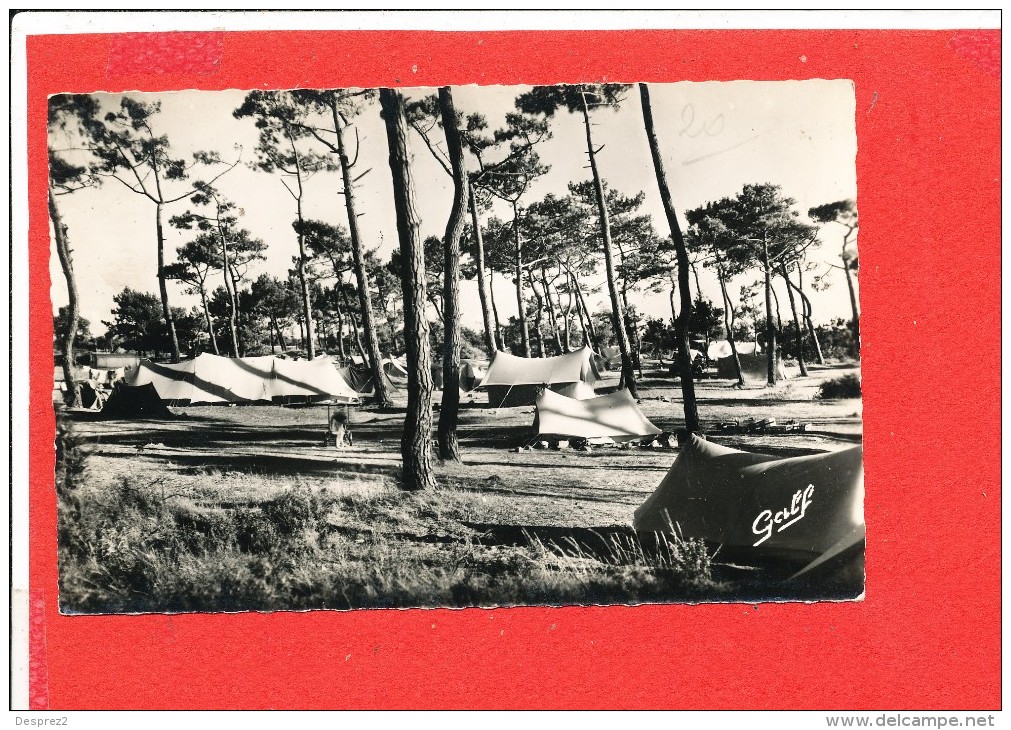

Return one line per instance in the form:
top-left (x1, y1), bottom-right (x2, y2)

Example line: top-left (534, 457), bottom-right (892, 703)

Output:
top-left (155, 203), bottom-right (182, 362)
top-left (313, 311), bottom-right (324, 354)
top-left (327, 311), bottom-right (338, 353)
top-left (218, 229), bottom-right (241, 357)
top-left (436, 86), bottom-right (469, 462)
top-left (271, 314), bottom-right (287, 352)
top-left (780, 263), bottom-right (808, 376)
top-left (49, 187), bottom-right (82, 407)
top-left (333, 289), bottom-right (347, 360)
top-left (199, 287), bottom-right (219, 355)
top-left (562, 268), bottom-right (574, 352)
top-left (576, 294), bottom-right (591, 347)
top-left (640, 83), bottom-right (699, 429)
top-left (621, 286), bottom-right (644, 378)
top-left (333, 105), bottom-right (392, 404)
top-left (714, 259), bottom-right (744, 387)
top-left (572, 275), bottom-right (591, 347)
top-left (427, 290), bottom-right (444, 321)
top-left (541, 268), bottom-right (564, 355)
top-left (790, 266), bottom-right (824, 364)
top-left (581, 95), bottom-right (637, 397)
top-left (380, 297), bottom-right (395, 354)
top-left (569, 271), bottom-right (597, 345)
top-left (771, 282), bottom-right (783, 335)
top-left (803, 294), bottom-right (824, 365)
top-left (528, 271), bottom-right (546, 357)
top-left (511, 201), bottom-right (531, 357)
top-left (488, 265), bottom-right (504, 350)
top-left (761, 235), bottom-right (778, 386)
top-left (341, 286), bottom-right (367, 362)
top-left (665, 281), bottom-right (678, 368)
top-left (294, 198), bottom-right (315, 359)
top-left (380, 87), bottom-right (436, 491)
top-left (468, 181), bottom-right (498, 356)
top-left (842, 237), bottom-right (860, 357)
top-left (233, 271), bottom-right (248, 358)
top-left (690, 259), bottom-right (702, 302)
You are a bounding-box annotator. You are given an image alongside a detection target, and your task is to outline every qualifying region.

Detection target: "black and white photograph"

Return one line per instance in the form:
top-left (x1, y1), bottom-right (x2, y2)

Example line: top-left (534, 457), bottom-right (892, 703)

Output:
top-left (49, 79), bottom-right (864, 614)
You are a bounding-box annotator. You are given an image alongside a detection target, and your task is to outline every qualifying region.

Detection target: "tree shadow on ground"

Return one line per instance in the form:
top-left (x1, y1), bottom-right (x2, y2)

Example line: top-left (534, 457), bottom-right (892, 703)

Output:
top-left (456, 426), bottom-right (533, 449)
top-left (453, 475), bottom-right (645, 506)
top-left (99, 448), bottom-right (404, 479)
top-left (471, 458), bottom-right (669, 473)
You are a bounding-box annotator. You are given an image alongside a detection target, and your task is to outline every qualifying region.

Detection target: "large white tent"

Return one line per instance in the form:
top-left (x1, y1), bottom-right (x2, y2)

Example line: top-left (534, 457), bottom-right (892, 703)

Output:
top-left (707, 340), bottom-right (761, 360)
top-left (481, 347), bottom-right (601, 408)
top-left (129, 353), bottom-right (361, 405)
top-left (269, 357), bottom-right (362, 403)
top-left (533, 388), bottom-right (662, 443)
top-left (706, 340), bottom-right (792, 381)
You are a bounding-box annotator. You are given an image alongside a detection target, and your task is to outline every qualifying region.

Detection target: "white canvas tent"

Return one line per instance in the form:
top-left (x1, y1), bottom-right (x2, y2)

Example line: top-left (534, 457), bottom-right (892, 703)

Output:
top-left (269, 357), bottom-right (362, 403)
top-left (533, 388), bottom-right (662, 444)
top-left (382, 356), bottom-right (409, 380)
top-left (481, 347), bottom-right (600, 408)
top-left (129, 353), bottom-right (361, 405)
top-left (598, 346), bottom-right (623, 369)
top-left (459, 359), bottom-right (489, 392)
top-left (707, 339), bottom-right (761, 360)
top-left (706, 340), bottom-right (791, 381)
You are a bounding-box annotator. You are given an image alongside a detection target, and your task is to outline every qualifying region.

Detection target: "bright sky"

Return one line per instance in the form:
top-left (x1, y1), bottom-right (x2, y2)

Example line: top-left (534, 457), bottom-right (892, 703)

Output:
top-left (48, 80), bottom-right (858, 338)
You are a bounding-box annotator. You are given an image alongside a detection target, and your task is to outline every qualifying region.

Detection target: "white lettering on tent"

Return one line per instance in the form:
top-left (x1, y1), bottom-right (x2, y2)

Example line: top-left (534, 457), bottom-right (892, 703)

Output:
top-left (752, 484), bottom-right (815, 546)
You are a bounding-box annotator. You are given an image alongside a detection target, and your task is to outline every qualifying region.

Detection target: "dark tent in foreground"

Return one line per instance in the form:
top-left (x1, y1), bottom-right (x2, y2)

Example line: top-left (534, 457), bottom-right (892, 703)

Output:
top-left (634, 435), bottom-right (864, 581)
top-left (100, 383), bottom-right (175, 420)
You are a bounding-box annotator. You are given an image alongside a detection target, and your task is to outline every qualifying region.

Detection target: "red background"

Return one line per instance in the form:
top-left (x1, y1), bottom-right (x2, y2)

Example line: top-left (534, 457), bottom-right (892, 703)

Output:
top-left (26, 29), bottom-right (1001, 709)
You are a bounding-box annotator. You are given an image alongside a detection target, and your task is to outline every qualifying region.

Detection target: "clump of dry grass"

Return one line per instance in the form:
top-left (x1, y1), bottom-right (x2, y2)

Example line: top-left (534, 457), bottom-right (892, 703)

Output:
top-left (57, 418), bottom-right (717, 614)
top-left (818, 373), bottom-right (861, 399)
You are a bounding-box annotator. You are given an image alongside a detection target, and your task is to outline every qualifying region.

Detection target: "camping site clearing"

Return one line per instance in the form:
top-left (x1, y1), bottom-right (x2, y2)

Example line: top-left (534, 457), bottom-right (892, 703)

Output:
top-left (57, 363), bottom-right (862, 614)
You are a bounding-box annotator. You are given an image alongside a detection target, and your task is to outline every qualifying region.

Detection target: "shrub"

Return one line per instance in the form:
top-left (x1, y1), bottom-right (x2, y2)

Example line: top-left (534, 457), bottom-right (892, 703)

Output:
top-left (55, 426), bottom-right (722, 612)
top-left (818, 373), bottom-right (861, 399)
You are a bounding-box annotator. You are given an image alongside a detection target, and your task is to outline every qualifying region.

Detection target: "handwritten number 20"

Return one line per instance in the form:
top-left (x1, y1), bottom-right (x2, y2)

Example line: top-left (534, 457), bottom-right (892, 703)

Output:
top-left (679, 104), bottom-right (724, 137)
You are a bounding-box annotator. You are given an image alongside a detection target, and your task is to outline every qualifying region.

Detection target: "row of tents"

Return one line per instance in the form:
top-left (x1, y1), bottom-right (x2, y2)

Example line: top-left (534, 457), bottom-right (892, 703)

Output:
top-left (84, 341), bottom-right (786, 412)
top-left (80, 350), bottom-right (864, 582)
top-left (91, 352), bottom-right (493, 409)
top-left (58, 340), bottom-right (780, 409)
top-left (99, 347), bottom-right (660, 445)
top-left (128, 353), bottom-right (364, 406)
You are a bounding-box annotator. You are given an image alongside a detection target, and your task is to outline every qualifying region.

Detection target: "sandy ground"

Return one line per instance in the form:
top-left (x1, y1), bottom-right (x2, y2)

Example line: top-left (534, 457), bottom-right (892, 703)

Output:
top-left (66, 361), bottom-right (862, 533)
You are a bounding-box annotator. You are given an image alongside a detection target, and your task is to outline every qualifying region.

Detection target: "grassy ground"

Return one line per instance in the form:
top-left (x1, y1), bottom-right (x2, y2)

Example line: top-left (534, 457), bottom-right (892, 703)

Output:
top-left (57, 360), bottom-right (862, 613)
